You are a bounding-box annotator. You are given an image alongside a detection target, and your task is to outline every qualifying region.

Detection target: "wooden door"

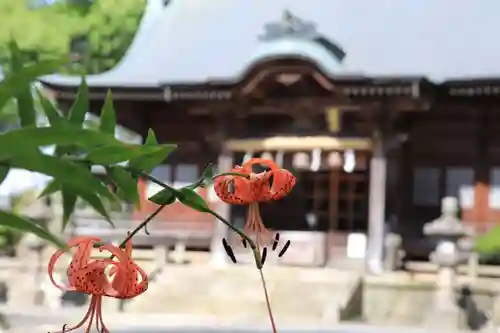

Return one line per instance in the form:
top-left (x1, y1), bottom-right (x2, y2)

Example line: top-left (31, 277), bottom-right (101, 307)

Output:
top-left (301, 169), bottom-right (369, 232)
top-left (334, 169), bottom-right (370, 232)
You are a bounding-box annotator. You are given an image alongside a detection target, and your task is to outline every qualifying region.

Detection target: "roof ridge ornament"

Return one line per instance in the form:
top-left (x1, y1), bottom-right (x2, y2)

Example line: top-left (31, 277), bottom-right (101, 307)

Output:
top-left (259, 9), bottom-right (347, 63)
top-left (260, 10), bottom-right (316, 41)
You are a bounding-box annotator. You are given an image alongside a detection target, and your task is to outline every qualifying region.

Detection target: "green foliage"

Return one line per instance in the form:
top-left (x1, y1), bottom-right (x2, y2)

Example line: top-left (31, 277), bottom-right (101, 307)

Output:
top-left (0, 40), bottom-right (176, 248)
top-left (0, 0), bottom-right (146, 74)
top-left (148, 164), bottom-right (217, 213)
top-left (79, 0), bottom-right (147, 73)
top-left (475, 226), bottom-right (500, 255)
top-left (0, 40), bottom-right (231, 257)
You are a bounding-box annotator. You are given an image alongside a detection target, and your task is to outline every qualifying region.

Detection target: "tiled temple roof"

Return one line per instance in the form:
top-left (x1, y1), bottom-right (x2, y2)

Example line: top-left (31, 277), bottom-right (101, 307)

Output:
top-left (40, 0), bottom-right (500, 88)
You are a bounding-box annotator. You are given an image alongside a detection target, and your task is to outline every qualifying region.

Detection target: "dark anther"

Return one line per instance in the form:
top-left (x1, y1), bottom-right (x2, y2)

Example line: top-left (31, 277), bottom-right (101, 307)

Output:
top-left (222, 238), bottom-right (237, 263)
top-left (261, 247), bottom-right (268, 266)
top-left (226, 179), bottom-right (236, 194)
top-left (61, 324), bottom-right (68, 332)
top-left (278, 240), bottom-right (291, 258)
top-left (241, 237), bottom-right (247, 248)
top-left (272, 233), bottom-right (280, 251)
top-left (144, 224), bottom-right (150, 235)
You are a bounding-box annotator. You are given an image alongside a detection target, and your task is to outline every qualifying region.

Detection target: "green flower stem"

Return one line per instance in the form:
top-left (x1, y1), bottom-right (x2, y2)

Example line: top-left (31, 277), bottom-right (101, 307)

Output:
top-left (109, 203), bottom-right (166, 260)
top-left (209, 210), bottom-right (262, 269)
top-left (129, 168), bottom-right (262, 269)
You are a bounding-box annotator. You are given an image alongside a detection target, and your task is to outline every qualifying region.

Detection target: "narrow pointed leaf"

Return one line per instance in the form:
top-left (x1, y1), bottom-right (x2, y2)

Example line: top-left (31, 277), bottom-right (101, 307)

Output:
top-left (176, 187), bottom-right (213, 214)
top-left (77, 191), bottom-right (113, 226)
top-left (8, 151), bottom-right (116, 201)
top-left (200, 163), bottom-right (214, 188)
top-left (0, 124), bottom-right (125, 159)
top-left (9, 40), bottom-right (35, 127)
top-left (0, 165), bottom-right (9, 185)
top-left (39, 179), bottom-right (60, 198)
top-left (106, 167), bottom-right (140, 208)
top-left (36, 89), bottom-right (64, 126)
top-left (68, 78), bottom-right (88, 125)
top-left (85, 145), bottom-right (165, 165)
top-left (0, 59), bottom-right (66, 112)
top-left (99, 90), bottom-right (116, 134)
top-left (129, 130), bottom-right (177, 173)
top-left (0, 210), bottom-right (66, 249)
top-left (148, 188), bottom-right (176, 206)
top-left (61, 189), bottom-right (77, 230)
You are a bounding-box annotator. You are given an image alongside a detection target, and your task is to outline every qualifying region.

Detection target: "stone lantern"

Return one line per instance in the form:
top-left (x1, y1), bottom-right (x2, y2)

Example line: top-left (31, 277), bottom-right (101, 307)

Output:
top-left (423, 197), bottom-right (473, 313)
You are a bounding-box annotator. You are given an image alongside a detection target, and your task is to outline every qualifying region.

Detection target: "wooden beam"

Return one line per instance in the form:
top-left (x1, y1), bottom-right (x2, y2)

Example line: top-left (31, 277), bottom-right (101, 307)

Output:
top-left (225, 136), bottom-right (372, 152)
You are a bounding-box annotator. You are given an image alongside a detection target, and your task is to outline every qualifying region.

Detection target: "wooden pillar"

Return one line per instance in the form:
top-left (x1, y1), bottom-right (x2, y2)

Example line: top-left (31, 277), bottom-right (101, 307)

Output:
top-left (473, 107), bottom-right (489, 228)
top-left (366, 133), bottom-right (387, 274)
top-left (209, 145), bottom-right (233, 267)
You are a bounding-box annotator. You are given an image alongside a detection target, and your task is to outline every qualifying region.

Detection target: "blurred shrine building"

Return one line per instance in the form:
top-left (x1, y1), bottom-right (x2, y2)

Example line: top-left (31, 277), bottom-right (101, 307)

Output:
top-left (40, 0), bottom-right (500, 270)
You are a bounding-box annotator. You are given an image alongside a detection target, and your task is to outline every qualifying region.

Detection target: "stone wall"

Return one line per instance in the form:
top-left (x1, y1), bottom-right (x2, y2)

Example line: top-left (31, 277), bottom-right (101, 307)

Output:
top-left (363, 277), bottom-right (499, 330)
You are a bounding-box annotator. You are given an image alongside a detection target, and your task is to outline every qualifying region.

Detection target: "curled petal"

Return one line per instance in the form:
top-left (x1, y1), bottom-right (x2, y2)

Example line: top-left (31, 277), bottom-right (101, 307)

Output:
top-left (71, 259), bottom-right (123, 297)
top-left (48, 236), bottom-right (100, 292)
top-left (99, 240), bottom-right (148, 299)
top-left (110, 263), bottom-right (149, 299)
top-left (48, 249), bottom-right (76, 292)
top-left (241, 158), bottom-right (278, 172)
top-left (258, 169), bottom-right (296, 202)
top-left (214, 166), bottom-right (257, 205)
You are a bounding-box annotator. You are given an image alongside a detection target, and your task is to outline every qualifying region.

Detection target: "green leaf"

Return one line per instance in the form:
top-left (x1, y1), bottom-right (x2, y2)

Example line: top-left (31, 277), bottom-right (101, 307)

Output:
top-left (148, 188), bottom-right (176, 206)
top-left (176, 187), bottom-right (213, 214)
top-left (129, 129), bottom-right (177, 173)
top-left (40, 180), bottom-right (112, 227)
top-left (106, 167), bottom-right (140, 208)
top-left (0, 123), bottom-right (126, 159)
top-left (0, 165), bottom-right (9, 185)
top-left (99, 90), bottom-right (116, 134)
top-left (0, 210), bottom-right (66, 250)
top-left (8, 40), bottom-right (36, 127)
top-left (8, 150), bottom-right (116, 202)
top-left (36, 88), bottom-right (64, 126)
top-left (68, 77), bottom-right (89, 125)
top-left (39, 179), bottom-right (60, 198)
top-left (85, 145), bottom-right (165, 165)
top-left (200, 163), bottom-right (214, 188)
top-left (77, 191), bottom-right (113, 226)
top-left (61, 188), bottom-right (77, 230)
top-left (0, 58), bottom-right (67, 112)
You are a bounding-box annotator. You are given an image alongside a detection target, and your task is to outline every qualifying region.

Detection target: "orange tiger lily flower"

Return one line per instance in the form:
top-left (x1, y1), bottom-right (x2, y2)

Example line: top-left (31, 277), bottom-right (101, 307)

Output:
top-left (214, 158), bottom-right (296, 264)
top-left (48, 236), bottom-right (148, 333)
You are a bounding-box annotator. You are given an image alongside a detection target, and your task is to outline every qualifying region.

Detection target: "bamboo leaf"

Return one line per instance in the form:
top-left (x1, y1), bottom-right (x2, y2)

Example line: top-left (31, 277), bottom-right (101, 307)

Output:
top-left (0, 57), bottom-right (66, 112)
top-left (8, 150), bottom-right (116, 201)
top-left (39, 179), bottom-right (60, 198)
top-left (68, 78), bottom-right (88, 125)
top-left (36, 88), bottom-right (64, 126)
top-left (99, 90), bottom-right (116, 134)
top-left (85, 145), bottom-right (165, 165)
top-left (106, 167), bottom-right (139, 208)
top-left (0, 123), bottom-right (126, 159)
top-left (0, 165), bottom-right (9, 185)
top-left (129, 129), bottom-right (176, 173)
top-left (8, 40), bottom-right (36, 127)
top-left (61, 188), bottom-right (77, 230)
top-left (77, 191), bottom-right (113, 226)
top-left (0, 210), bottom-right (66, 249)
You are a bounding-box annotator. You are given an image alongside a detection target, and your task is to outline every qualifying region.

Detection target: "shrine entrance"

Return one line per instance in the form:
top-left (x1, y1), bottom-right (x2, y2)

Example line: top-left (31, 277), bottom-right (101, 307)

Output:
top-left (299, 167), bottom-right (369, 233)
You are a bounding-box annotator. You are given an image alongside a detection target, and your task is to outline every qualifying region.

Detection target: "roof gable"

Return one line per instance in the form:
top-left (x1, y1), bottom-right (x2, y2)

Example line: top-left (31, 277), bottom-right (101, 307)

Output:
top-left (41, 0), bottom-right (500, 88)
